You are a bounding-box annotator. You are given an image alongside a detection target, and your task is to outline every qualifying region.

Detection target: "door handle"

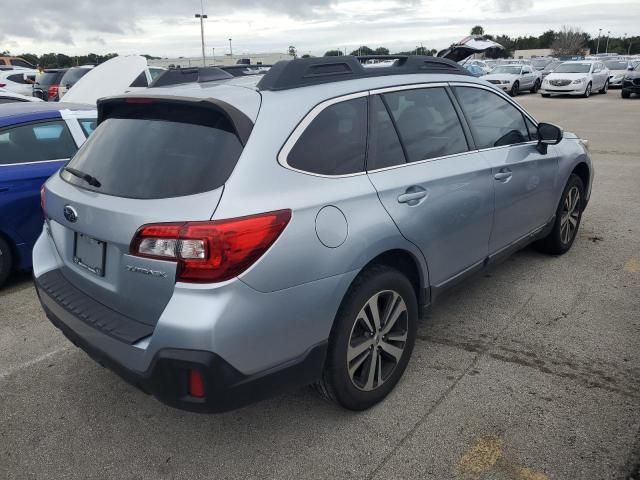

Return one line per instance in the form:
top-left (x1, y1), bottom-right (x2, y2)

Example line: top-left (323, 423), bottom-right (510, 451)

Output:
top-left (398, 187), bottom-right (428, 205)
top-left (494, 170), bottom-right (513, 182)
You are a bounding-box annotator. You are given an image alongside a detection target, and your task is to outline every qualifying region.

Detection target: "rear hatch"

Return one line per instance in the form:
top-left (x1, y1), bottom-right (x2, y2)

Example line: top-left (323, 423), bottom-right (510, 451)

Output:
top-left (42, 94), bottom-right (258, 327)
top-left (437, 36), bottom-right (504, 63)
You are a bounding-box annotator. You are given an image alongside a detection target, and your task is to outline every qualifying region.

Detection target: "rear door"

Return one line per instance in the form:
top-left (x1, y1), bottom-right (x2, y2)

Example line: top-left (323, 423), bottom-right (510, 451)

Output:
top-left (42, 98), bottom-right (254, 326)
top-left (452, 84), bottom-right (559, 255)
top-left (366, 85), bottom-right (494, 289)
top-left (0, 119), bottom-right (78, 251)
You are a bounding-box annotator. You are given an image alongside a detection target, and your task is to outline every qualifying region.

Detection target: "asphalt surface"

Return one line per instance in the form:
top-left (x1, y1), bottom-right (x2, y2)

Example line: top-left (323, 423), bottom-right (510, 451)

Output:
top-left (1, 89), bottom-right (639, 480)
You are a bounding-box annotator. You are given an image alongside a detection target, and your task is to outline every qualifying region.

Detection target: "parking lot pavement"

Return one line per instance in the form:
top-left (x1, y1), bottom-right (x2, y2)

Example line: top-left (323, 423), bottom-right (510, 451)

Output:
top-left (1, 91), bottom-right (639, 480)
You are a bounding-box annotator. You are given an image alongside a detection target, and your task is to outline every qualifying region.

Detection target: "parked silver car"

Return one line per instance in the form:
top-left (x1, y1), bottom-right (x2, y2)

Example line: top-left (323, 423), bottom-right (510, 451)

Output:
top-left (34, 56), bottom-right (593, 413)
top-left (483, 64), bottom-right (542, 96)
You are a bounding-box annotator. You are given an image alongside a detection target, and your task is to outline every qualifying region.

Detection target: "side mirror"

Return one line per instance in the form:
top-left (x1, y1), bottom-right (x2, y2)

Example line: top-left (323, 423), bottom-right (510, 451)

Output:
top-left (629, 66), bottom-right (635, 71)
top-left (536, 122), bottom-right (563, 154)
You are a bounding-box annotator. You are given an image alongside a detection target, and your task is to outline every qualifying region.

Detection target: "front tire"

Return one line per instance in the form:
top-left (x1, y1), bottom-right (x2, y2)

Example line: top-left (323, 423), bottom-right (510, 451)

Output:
top-left (534, 174), bottom-right (585, 255)
top-left (530, 79), bottom-right (541, 93)
top-left (599, 80), bottom-right (609, 94)
top-left (315, 265), bottom-right (418, 410)
top-left (0, 236), bottom-right (13, 287)
top-left (621, 89), bottom-right (631, 99)
top-left (583, 82), bottom-right (592, 98)
top-left (510, 81), bottom-right (519, 96)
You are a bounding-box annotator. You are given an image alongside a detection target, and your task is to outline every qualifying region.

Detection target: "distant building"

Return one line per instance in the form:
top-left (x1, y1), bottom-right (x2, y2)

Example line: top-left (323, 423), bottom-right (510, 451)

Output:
top-left (148, 53), bottom-right (292, 68)
top-left (513, 49), bottom-right (554, 59)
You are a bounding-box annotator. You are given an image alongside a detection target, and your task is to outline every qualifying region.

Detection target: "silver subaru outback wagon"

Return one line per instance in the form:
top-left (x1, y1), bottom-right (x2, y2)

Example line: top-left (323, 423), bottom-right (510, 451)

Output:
top-left (34, 56), bottom-right (593, 413)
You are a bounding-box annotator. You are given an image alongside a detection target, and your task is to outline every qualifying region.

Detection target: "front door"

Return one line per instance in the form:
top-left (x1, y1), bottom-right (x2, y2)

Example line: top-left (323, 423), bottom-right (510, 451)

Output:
top-left (366, 86), bottom-right (494, 288)
top-left (453, 85), bottom-right (559, 254)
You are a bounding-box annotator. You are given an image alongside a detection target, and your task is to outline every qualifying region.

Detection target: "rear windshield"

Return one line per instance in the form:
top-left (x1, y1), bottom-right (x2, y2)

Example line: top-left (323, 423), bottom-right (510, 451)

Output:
top-left (61, 68), bottom-right (90, 85)
top-left (38, 71), bottom-right (64, 85)
top-left (61, 114), bottom-right (243, 199)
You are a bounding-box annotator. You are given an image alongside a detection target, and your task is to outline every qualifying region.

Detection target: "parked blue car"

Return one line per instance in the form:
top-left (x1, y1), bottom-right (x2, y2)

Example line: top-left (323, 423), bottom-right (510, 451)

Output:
top-left (0, 103), bottom-right (96, 286)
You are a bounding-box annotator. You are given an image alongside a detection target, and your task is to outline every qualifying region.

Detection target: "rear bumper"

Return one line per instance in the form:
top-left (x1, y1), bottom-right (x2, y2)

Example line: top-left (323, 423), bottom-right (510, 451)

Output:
top-left (36, 271), bottom-right (327, 413)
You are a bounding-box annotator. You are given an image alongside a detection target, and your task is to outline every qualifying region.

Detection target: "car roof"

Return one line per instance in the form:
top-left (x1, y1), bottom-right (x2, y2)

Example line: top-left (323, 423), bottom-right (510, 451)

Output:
top-left (0, 102), bottom-right (96, 128)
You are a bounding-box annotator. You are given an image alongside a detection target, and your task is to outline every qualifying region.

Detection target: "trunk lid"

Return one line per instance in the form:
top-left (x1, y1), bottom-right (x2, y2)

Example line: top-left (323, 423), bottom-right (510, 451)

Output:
top-left (41, 93), bottom-right (258, 327)
top-left (437, 36), bottom-right (504, 63)
top-left (63, 56), bottom-right (147, 105)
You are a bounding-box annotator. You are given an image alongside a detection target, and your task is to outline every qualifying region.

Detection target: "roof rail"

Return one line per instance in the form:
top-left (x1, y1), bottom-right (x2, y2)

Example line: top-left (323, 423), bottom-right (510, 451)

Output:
top-left (257, 55), bottom-right (469, 91)
top-left (150, 67), bottom-right (233, 88)
top-left (220, 65), bottom-right (273, 77)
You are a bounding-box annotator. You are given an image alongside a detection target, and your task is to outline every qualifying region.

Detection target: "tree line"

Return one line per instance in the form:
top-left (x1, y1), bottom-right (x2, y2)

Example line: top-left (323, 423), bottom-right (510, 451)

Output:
top-left (318, 26), bottom-right (639, 58)
top-left (0, 51), bottom-right (160, 68)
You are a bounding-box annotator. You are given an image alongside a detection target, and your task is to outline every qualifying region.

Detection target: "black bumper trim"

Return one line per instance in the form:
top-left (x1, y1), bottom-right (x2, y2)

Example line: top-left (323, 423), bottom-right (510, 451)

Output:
top-left (37, 269), bottom-right (154, 345)
top-left (36, 275), bottom-right (327, 413)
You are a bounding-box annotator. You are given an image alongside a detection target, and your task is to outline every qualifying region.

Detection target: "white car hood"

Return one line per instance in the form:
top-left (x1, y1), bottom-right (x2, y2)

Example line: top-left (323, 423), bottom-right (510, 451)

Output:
top-left (483, 73), bottom-right (519, 81)
top-left (63, 55), bottom-right (147, 105)
top-left (545, 72), bottom-right (590, 81)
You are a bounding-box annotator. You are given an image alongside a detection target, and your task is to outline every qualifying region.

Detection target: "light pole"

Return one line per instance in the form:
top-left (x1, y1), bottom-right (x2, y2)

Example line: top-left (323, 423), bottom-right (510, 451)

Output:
top-left (596, 28), bottom-right (602, 54)
top-left (229, 38), bottom-right (233, 59)
top-left (605, 30), bottom-right (611, 54)
top-left (212, 47), bottom-right (215, 66)
top-left (195, 0), bottom-right (208, 67)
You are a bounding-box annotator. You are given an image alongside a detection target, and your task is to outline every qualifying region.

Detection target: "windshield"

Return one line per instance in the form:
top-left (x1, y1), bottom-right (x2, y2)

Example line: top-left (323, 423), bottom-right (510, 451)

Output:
top-left (604, 61), bottom-right (628, 70)
top-left (553, 63), bottom-right (592, 74)
top-left (531, 59), bottom-right (550, 68)
top-left (543, 62), bottom-right (561, 72)
top-left (491, 66), bottom-right (522, 74)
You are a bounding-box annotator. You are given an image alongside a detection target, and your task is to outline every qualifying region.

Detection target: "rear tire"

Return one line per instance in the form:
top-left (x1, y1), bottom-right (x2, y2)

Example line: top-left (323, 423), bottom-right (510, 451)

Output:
top-left (534, 174), bottom-right (585, 255)
top-left (0, 236), bottom-right (13, 287)
top-left (510, 81), bottom-right (519, 96)
top-left (315, 264), bottom-right (418, 410)
top-left (541, 93), bottom-right (550, 98)
top-left (621, 89), bottom-right (631, 99)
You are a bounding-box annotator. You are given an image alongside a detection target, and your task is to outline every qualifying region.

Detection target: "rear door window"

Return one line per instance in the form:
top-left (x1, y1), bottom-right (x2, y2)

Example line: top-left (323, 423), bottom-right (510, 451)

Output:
top-left (454, 86), bottom-right (531, 149)
top-left (61, 109), bottom-right (244, 199)
top-left (7, 74), bottom-right (28, 84)
top-left (287, 97), bottom-right (367, 176)
top-left (0, 120), bottom-right (77, 165)
top-left (383, 87), bottom-right (468, 162)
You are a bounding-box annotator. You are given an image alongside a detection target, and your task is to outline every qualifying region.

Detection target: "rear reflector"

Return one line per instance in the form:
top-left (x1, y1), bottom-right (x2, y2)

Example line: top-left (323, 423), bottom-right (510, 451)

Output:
top-left (188, 369), bottom-right (205, 398)
top-left (130, 210), bottom-right (292, 283)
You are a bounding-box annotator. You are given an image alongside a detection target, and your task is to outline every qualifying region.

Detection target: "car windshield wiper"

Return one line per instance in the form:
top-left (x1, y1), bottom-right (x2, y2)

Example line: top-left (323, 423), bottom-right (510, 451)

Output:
top-left (63, 167), bottom-right (101, 188)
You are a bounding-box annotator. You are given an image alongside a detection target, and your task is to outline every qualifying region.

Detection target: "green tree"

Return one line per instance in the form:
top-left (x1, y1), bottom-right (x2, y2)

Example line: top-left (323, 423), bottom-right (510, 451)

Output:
top-left (349, 46), bottom-right (375, 56)
top-left (374, 47), bottom-right (390, 55)
top-left (539, 30), bottom-right (557, 49)
top-left (288, 45), bottom-right (297, 58)
top-left (471, 25), bottom-right (484, 36)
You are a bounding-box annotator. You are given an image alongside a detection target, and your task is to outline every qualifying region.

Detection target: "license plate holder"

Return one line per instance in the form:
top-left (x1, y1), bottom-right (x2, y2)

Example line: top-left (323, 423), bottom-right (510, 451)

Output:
top-left (73, 233), bottom-right (106, 277)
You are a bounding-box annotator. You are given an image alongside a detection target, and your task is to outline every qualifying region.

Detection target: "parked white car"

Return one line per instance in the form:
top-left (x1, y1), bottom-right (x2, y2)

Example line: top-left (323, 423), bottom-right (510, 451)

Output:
top-left (0, 69), bottom-right (37, 96)
top-left (604, 59), bottom-right (632, 88)
top-left (0, 88), bottom-right (42, 103)
top-left (482, 64), bottom-right (542, 96)
top-left (540, 61), bottom-right (610, 98)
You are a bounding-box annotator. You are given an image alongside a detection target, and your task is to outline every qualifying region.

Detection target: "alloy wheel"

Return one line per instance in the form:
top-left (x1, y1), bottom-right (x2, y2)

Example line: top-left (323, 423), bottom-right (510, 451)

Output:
top-left (584, 83), bottom-right (592, 97)
top-left (347, 290), bottom-right (408, 392)
top-left (560, 186), bottom-right (581, 244)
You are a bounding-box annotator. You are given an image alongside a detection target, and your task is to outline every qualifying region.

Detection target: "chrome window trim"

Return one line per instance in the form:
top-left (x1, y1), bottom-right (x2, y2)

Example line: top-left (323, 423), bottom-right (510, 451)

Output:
top-left (0, 158), bottom-right (69, 167)
top-left (277, 91), bottom-right (370, 179)
top-left (367, 150), bottom-right (477, 174)
top-left (370, 81), bottom-right (449, 95)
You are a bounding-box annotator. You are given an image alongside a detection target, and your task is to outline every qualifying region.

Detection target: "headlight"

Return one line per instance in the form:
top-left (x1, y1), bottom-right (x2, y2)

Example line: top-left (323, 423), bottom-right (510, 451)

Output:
top-left (572, 77), bottom-right (587, 84)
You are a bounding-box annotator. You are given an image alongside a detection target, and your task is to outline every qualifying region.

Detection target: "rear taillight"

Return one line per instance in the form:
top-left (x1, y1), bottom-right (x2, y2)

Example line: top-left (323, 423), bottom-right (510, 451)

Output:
top-left (130, 210), bottom-right (291, 283)
top-left (48, 84), bottom-right (59, 99)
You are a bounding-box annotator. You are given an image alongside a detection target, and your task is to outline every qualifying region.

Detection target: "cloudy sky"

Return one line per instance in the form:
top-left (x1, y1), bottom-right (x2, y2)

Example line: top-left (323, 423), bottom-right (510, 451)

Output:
top-left (1, 0), bottom-right (639, 58)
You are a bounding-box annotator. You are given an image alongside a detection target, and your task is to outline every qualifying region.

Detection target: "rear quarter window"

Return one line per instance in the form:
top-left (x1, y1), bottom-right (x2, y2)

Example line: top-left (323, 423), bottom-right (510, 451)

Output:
top-left (286, 97), bottom-right (367, 176)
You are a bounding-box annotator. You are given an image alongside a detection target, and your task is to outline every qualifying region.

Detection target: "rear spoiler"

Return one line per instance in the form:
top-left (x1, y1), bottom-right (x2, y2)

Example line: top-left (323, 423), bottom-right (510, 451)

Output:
top-left (96, 95), bottom-right (254, 146)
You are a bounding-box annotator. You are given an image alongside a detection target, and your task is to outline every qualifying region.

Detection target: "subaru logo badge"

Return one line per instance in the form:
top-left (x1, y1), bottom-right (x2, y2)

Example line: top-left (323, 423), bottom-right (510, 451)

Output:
top-left (63, 205), bottom-right (78, 223)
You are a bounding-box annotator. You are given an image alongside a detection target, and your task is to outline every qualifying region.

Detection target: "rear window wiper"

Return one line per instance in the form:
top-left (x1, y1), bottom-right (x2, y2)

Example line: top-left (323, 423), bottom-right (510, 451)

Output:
top-left (63, 167), bottom-right (102, 188)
